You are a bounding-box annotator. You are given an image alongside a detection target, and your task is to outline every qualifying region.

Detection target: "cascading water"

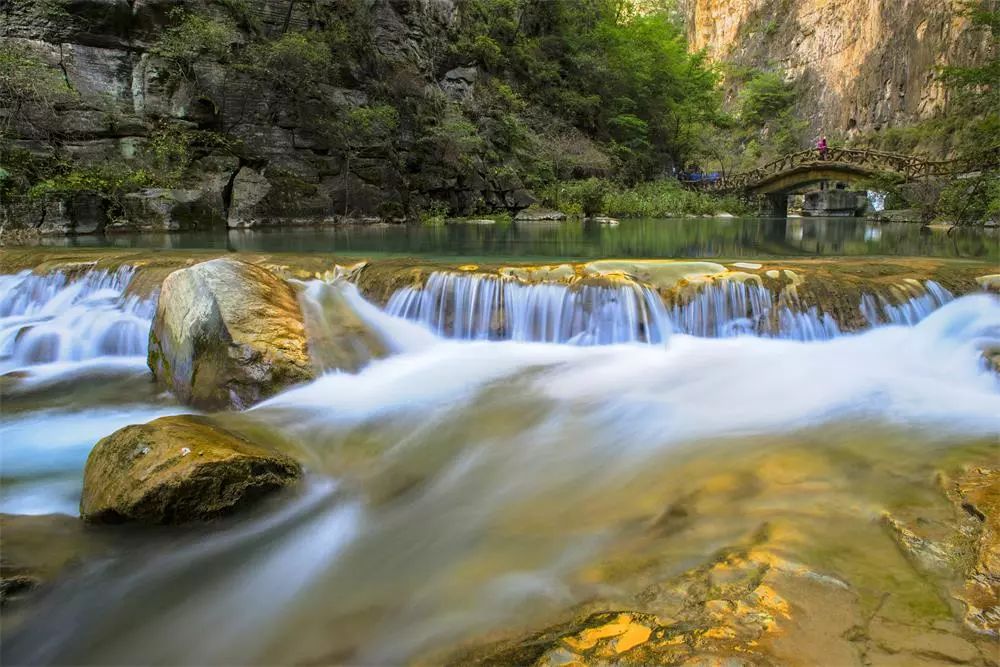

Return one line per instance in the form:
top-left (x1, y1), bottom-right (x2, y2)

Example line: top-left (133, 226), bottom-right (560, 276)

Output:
top-left (1, 257), bottom-right (998, 666)
top-left (384, 271), bottom-right (959, 344)
top-left (4, 293), bottom-right (999, 666)
top-left (0, 267), bottom-right (177, 516)
top-left (0, 267), bottom-right (155, 372)
top-left (861, 279), bottom-right (954, 327)
top-left (386, 272), bottom-right (673, 344)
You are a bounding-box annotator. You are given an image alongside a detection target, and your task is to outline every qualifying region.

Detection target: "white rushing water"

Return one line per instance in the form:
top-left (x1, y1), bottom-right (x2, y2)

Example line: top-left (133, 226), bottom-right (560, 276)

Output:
top-left (861, 279), bottom-right (954, 326)
top-left (0, 268), bottom-right (175, 515)
top-left (1, 264), bottom-right (998, 665)
top-left (386, 271), bottom-right (955, 343)
top-left (386, 271), bottom-right (673, 344)
top-left (0, 268), bottom-right (155, 373)
top-left (8, 293), bottom-right (996, 666)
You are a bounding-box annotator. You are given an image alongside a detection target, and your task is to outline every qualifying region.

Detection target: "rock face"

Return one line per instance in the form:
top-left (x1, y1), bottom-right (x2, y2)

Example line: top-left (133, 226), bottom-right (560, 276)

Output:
top-left (0, 0), bottom-right (559, 230)
top-left (81, 415), bottom-right (301, 524)
top-left (148, 258), bottom-right (314, 410)
top-left (685, 0), bottom-right (992, 135)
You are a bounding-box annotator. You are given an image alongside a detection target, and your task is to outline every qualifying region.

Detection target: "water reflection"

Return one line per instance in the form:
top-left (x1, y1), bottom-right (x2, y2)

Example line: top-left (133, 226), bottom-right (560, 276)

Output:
top-left (33, 217), bottom-right (998, 261)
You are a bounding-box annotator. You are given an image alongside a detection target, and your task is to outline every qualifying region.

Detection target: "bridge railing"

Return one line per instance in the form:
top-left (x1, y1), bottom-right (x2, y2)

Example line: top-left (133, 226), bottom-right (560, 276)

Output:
top-left (681, 145), bottom-right (1000, 193)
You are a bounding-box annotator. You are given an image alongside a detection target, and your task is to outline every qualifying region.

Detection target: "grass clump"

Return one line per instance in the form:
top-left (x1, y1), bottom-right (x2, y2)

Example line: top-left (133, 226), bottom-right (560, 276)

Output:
top-left (542, 179), bottom-right (748, 218)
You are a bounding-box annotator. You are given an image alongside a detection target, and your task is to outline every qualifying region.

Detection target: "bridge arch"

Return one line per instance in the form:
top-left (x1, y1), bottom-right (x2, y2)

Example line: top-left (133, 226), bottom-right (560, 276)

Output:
top-left (681, 146), bottom-right (999, 216)
top-left (748, 163), bottom-right (880, 195)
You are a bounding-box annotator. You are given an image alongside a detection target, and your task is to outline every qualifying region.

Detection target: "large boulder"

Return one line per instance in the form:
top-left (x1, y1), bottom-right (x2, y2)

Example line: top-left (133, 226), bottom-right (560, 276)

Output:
top-left (148, 258), bottom-right (314, 410)
top-left (80, 415), bottom-right (301, 524)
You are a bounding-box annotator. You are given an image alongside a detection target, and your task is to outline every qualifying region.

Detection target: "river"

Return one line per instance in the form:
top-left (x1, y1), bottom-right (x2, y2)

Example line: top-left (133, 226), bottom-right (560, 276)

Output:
top-left (1, 223), bottom-right (998, 665)
top-left (28, 216), bottom-right (999, 262)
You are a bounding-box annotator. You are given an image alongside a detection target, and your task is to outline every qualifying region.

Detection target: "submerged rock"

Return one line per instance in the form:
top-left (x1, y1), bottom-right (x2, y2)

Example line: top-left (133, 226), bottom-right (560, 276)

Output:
top-left (514, 207), bottom-right (566, 222)
top-left (882, 461), bottom-right (1000, 637)
top-left (148, 258), bottom-right (314, 410)
top-left (0, 514), bottom-right (94, 608)
top-left (80, 415), bottom-right (301, 524)
top-left (944, 466), bottom-right (1000, 636)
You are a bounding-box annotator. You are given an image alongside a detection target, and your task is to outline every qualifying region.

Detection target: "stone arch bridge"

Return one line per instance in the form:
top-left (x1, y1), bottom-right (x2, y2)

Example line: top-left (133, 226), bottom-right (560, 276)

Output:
top-left (683, 147), bottom-right (1000, 216)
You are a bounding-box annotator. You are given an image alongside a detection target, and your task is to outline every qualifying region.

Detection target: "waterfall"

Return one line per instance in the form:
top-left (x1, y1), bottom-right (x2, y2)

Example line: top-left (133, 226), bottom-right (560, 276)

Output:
top-left (861, 280), bottom-right (953, 327)
top-left (385, 272), bottom-right (959, 344)
top-left (0, 267), bottom-right (155, 371)
top-left (386, 272), bottom-right (672, 344)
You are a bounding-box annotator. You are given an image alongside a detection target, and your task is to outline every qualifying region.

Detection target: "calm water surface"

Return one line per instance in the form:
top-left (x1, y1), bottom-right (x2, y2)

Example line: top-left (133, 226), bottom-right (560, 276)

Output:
top-left (34, 217), bottom-right (998, 262)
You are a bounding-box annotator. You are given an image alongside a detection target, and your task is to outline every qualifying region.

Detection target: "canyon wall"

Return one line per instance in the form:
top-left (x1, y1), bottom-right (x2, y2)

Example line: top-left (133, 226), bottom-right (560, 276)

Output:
top-left (0, 0), bottom-right (549, 233)
top-left (686, 0), bottom-right (994, 135)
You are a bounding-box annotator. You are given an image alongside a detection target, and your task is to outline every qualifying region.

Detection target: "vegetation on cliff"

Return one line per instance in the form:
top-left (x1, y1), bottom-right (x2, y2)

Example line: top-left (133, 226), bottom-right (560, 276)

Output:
top-left (851, 2), bottom-right (1000, 225)
top-left (0, 0), bottom-right (734, 229)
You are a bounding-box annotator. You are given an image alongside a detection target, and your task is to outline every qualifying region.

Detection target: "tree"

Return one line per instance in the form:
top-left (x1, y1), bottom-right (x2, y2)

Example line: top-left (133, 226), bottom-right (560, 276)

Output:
top-left (324, 105), bottom-right (399, 216)
top-left (0, 43), bottom-right (76, 140)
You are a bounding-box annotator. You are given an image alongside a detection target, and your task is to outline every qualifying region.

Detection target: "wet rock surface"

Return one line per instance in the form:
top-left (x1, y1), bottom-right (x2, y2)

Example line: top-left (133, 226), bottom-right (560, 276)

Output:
top-left (886, 465), bottom-right (1000, 639)
top-left (435, 444), bottom-right (1000, 667)
top-left (0, 514), bottom-right (100, 608)
top-left (297, 280), bottom-right (389, 373)
top-left (81, 414), bottom-right (301, 524)
top-left (148, 258), bottom-right (314, 410)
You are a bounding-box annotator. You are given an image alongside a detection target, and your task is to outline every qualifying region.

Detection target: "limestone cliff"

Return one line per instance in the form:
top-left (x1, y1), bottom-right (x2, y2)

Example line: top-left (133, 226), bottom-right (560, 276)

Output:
top-left (685, 0), bottom-right (994, 135)
top-left (0, 0), bottom-right (546, 233)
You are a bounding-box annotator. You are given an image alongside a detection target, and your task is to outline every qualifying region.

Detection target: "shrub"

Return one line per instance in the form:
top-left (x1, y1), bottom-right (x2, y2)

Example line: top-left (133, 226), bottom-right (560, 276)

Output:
top-left (543, 178), bottom-right (748, 217)
top-left (150, 11), bottom-right (240, 78)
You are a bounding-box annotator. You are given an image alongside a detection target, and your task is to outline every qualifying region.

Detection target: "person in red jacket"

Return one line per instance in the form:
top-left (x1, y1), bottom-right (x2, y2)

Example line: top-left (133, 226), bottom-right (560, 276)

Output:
top-left (816, 136), bottom-right (829, 160)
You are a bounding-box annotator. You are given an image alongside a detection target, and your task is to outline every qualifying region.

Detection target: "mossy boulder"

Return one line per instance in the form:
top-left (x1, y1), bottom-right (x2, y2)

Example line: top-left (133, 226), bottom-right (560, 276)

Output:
top-left (80, 415), bottom-right (301, 524)
top-left (148, 258), bottom-right (314, 410)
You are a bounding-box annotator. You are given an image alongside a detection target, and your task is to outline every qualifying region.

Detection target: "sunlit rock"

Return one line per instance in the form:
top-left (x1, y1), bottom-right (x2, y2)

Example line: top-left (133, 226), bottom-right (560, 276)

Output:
top-left (148, 258), bottom-right (314, 410)
top-left (80, 415), bottom-right (301, 524)
top-left (943, 466), bottom-right (1000, 636)
top-left (977, 274), bottom-right (1000, 293)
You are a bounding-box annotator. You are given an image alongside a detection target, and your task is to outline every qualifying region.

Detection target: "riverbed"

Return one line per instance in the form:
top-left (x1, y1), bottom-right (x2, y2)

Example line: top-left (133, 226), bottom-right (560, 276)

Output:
top-left (1, 234), bottom-right (998, 665)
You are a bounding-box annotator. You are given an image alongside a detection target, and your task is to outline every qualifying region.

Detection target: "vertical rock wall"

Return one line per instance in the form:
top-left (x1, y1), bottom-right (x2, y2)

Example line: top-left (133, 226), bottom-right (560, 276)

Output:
top-left (685, 0), bottom-right (993, 134)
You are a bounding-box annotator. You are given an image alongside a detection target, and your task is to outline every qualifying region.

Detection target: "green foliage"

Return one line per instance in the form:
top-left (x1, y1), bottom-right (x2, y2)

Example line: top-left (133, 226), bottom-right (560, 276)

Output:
top-left (27, 162), bottom-right (157, 201)
top-left (419, 200), bottom-right (451, 225)
top-left (542, 178), bottom-right (748, 217)
top-left (22, 124), bottom-right (237, 211)
top-left (241, 31), bottom-right (334, 98)
top-left (34, 0), bottom-right (70, 20)
top-left (604, 179), bottom-right (748, 216)
top-left (0, 43), bottom-right (76, 138)
top-left (422, 106), bottom-right (485, 170)
top-left (737, 71), bottom-right (795, 125)
top-left (150, 10), bottom-right (240, 77)
top-left (346, 105), bottom-right (399, 145)
top-left (452, 0), bottom-right (720, 178)
top-left (938, 2), bottom-right (1000, 113)
top-left (852, 1), bottom-right (1000, 225)
top-left (571, 178), bottom-right (611, 216)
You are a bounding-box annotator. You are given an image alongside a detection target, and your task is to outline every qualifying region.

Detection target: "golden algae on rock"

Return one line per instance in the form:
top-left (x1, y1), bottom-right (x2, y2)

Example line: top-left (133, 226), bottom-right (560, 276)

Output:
top-left (80, 414), bottom-right (301, 524)
top-left (148, 258), bottom-right (314, 410)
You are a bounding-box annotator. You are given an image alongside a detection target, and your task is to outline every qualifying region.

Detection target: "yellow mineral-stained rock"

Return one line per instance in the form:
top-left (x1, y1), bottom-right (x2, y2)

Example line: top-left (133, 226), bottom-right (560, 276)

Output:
top-left (148, 258), bottom-right (314, 410)
top-left (977, 274), bottom-right (1000, 293)
top-left (80, 415), bottom-right (301, 524)
top-left (581, 260), bottom-right (728, 291)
